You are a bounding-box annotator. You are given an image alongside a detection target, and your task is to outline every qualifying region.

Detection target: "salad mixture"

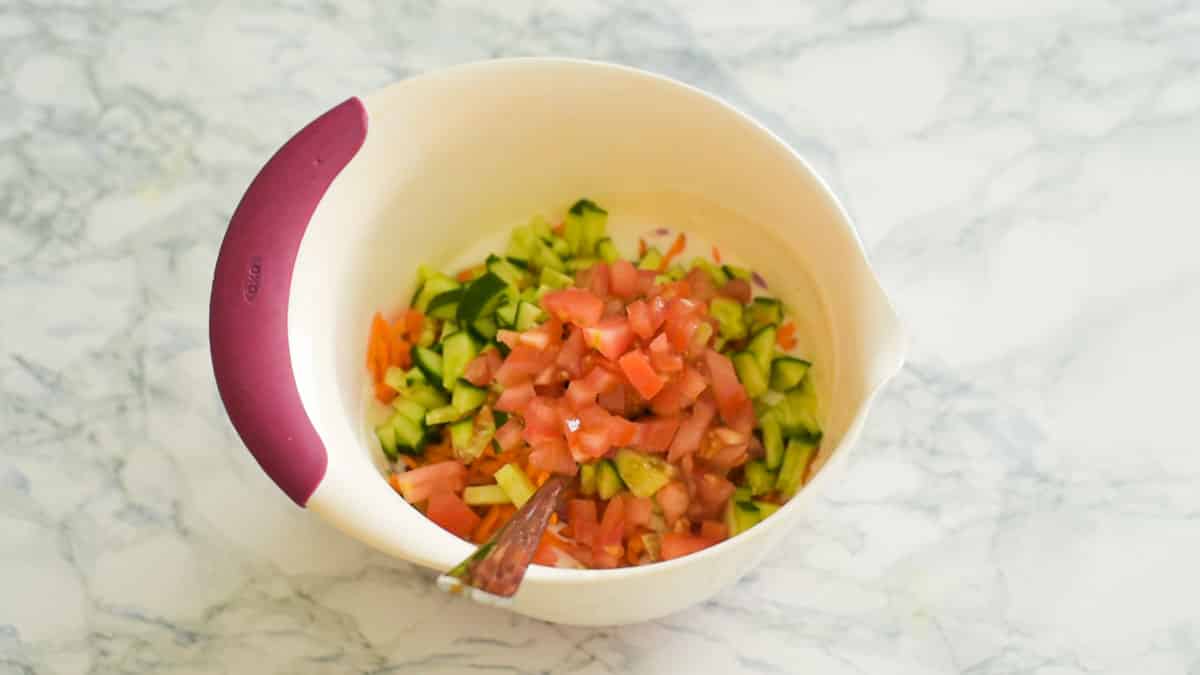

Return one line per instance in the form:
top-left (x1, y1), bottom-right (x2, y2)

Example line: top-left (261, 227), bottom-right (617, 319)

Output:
top-left (365, 200), bottom-right (821, 568)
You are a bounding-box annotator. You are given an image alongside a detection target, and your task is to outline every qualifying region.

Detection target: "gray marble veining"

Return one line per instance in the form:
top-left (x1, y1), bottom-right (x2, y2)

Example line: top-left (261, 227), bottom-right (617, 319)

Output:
top-left (3, 1), bottom-right (1199, 673)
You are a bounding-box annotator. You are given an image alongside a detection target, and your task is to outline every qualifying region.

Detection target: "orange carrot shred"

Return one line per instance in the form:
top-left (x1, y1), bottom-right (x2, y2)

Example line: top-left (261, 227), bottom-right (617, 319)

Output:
top-left (777, 322), bottom-right (797, 350)
top-left (553, 221), bottom-right (564, 235)
top-left (398, 454), bottom-right (419, 469)
top-left (456, 268), bottom-right (475, 282)
top-left (711, 245), bottom-right (722, 263)
top-left (657, 233), bottom-right (687, 272)
top-left (549, 513), bottom-right (558, 525)
top-left (374, 382), bottom-right (396, 404)
top-left (403, 309), bottom-right (424, 342)
top-left (638, 237), bottom-right (647, 258)
top-left (473, 504), bottom-right (503, 543)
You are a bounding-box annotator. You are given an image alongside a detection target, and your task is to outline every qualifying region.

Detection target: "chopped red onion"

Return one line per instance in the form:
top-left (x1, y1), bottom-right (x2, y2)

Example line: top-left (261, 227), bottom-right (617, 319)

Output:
top-left (752, 271), bottom-right (768, 289)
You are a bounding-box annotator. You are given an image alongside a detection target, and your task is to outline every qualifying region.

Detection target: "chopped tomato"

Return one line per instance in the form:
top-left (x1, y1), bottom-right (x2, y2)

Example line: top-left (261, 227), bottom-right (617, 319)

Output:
top-left (494, 344), bottom-right (551, 387)
top-left (426, 491), bottom-right (480, 539)
top-left (609, 259), bottom-right (638, 298)
top-left (648, 332), bottom-right (683, 373)
top-left (700, 520), bottom-right (728, 541)
top-left (521, 397), bottom-right (562, 442)
top-left (667, 397), bottom-right (716, 462)
top-left (704, 349), bottom-right (750, 423)
top-left (533, 531), bottom-right (583, 568)
top-left (584, 317), bottom-right (635, 361)
top-left (718, 278), bottom-right (752, 304)
top-left (619, 350), bottom-right (664, 400)
top-left (529, 436), bottom-right (577, 475)
top-left (679, 366), bottom-right (708, 401)
top-left (495, 380), bottom-right (536, 413)
top-left (655, 481), bottom-right (689, 525)
top-left (626, 299), bottom-right (657, 340)
top-left (624, 495), bottom-right (654, 528)
top-left (567, 499), bottom-right (599, 547)
top-left (588, 262), bottom-right (611, 298)
top-left (556, 325), bottom-right (588, 377)
top-left (463, 351), bottom-right (494, 387)
top-left (634, 416), bottom-right (681, 452)
top-left (637, 269), bottom-right (658, 296)
top-left (496, 329), bottom-right (520, 348)
top-left (494, 417), bottom-right (524, 452)
top-left (594, 496), bottom-right (626, 564)
top-left (661, 532), bottom-right (717, 560)
top-left (392, 461), bottom-right (466, 503)
top-left (541, 288), bottom-right (604, 327)
top-left (685, 267), bottom-right (717, 304)
top-left (664, 303), bottom-right (701, 351)
top-left (694, 471), bottom-right (735, 518)
top-left (606, 415), bottom-right (639, 446)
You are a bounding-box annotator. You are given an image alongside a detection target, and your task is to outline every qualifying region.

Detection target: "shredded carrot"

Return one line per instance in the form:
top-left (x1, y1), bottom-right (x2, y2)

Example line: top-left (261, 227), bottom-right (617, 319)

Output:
top-left (374, 382), bottom-right (396, 404)
top-left (387, 473), bottom-right (403, 493)
top-left (494, 504), bottom-right (516, 530)
top-left (403, 309), bottom-right (425, 343)
top-left (625, 533), bottom-right (645, 564)
top-left (657, 233), bottom-right (687, 272)
top-left (638, 237), bottom-right (647, 258)
top-left (368, 312), bottom-right (390, 384)
top-left (398, 454), bottom-right (419, 469)
top-left (777, 322), bottom-right (797, 350)
top-left (473, 504), bottom-right (503, 543)
top-left (549, 513), bottom-right (558, 525)
top-left (456, 268), bottom-right (475, 282)
top-left (711, 245), bottom-right (722, 263)
top-left (553, 221), bottom-right (564, 235)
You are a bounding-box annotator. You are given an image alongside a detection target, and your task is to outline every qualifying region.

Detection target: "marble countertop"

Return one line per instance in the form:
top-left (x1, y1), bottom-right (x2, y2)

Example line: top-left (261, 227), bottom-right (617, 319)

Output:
top-left (3, 1), bottom-right (1199, 673)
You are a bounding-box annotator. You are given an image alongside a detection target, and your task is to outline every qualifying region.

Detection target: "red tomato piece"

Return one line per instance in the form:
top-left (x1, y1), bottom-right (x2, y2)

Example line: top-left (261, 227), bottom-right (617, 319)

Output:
top-left (606, 416), bottom-right (639, 446)
top-left (685, 267), bottom-right (717, 304)
top-left (584, 317), bottom-right (635, 361)
top-left (704, 349), bottom-right (750, 423)
top-left (694, 471), bottom-right (735, 518)
top-left (679, 366), bottom-right (708, 401)
top-left (719, 277), bottom-right (753, 304)
top-left (618, 350), bottom-right (664, 400)
top-left (637, 269), bottom-right (659, 296)
top-left (655, 480), bottom-right (689, 526)
top-left (609, 259), bottom-right (638, 298)
top-left (624, 495), bottom-right (654, 528)
top-left (595, 496), bottom-right (626, 560)
top-left (494, 417), bottom-right (524, 452)
top-left (728, 397), bottom-right (756, 437)
top-left (649, 377), bottom-right (689, 417)
top-left (496, 329), bottom-right (520, 348)
top-left (665, 313), bottom-right (700, 353)
top-left (648, 332), bottom-right (684, 373)
top-left (597, 382), bottom-right (629, 415)
top-left (556, 325), bottom-right (588, 377)
top-left (542, 288), bottom-right (604, 327)
top-left (494, 380), bottom-right (535, 413)
top-left (393, 461), bottom-right (467, 503)
top-left (667, 397), bottom-right (716, 462)
top-left (661, 532), bottom-right (717, 560)
top-left (533, 532), bottom-right (583, 568)
top-left (567, 499), bottom-right (599, 547)
top-left (626, 299), bottom-right (655, 340)
top-left (700, 520), bottom-right (729, 541)
top-left (463, 351), bottom-right (494, 387)
top-left (633, 416), bottom-right (681, 453)
top-left (426, 491), bottom-right (480, 539)
top-left (494, 345), bottom-right (548, 387)
top-left (521, 397), bottom-right (562, 441)
top-left (529, 436), bottom-right (577, 475)
top-left (588, 262), bottom-right (611, 298)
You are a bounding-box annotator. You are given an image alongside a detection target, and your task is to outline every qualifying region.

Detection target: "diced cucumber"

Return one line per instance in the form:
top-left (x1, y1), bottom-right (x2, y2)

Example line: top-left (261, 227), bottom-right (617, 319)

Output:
top-left (383, 366), bottom-right (408, 392)
top-left (638, 247), bottom-right (663, 271)
top-left (732, 352), bottom-right (768, 399)
top-left (747, 326), bottom-right (776, 375)
top-left (412, 347), bottom-right (444, 385)
top-left (596, 237), bottom-right (619, 263)
top-left (486, 254), bottom-right (530, 288)
top-left (405, 383), bottom-right (448, 410)
top-left (744, 460), bottom-right (774, 496)
top-left (723, 265), bottom-right (751, 280)
top-left (776, 437), bottom-right (818, 498)
top-left (496, 301), bottom-right (518, 328)
top-left (425, 288), bottom-right (462, 320)
top-left (575, 199), bottom-right (609, 255)
top-left (733, 486), bottom-right (752, 503)
top-left (565, 257), bottom-right (598, 272)
top-left (449, 418), bottom-right (475, 451)
top-left (463, 484), bottom-right (511, 506)
top-left (451, 381), bottom-right (487, 415)
top-left (456, 272), bottom-right (508, 324)
top-left (375, 423), bottom-right (398, 459)
top-left (549, 235), bottom-right (571, 258)
top-left (391, 413), bottom-right (426, 455)
top-left (417, 317), bottom-right (437, 347)
top-left (440, 332), bottom-right (478, 390)
top-left (425, 405), bottom-right (462, 426)
top-left (506, 225), bottom-right (537, 260)
top-left (439, 319), bottom-right (459, 342)
top-left (746, 297), bottom-right (782, 331)
top-left (754, 500), bottom-right (780, 520)
top-left (392, 398), bottom-right (426, 425)
top-left (710, 297), bottom-right (747, 341)
top-left (761, 412), bottom-right (785, 471)
top-left (665, 264), bottom-right (686, 281)
top-left (463, 409), bottom-right (496, 462)
top-left (470, 315), bottom-right (498, 341)
top-left (725, 500), bottom-right (762, 536)
top-left (412, 274), bottom-right (460, 313)
top-left (515, 301), bottom-right (544, 331)
top-left (531, 238), bottom-right (565, 272)
top-left (494, 463), bottom-right (537, 507)
top-left (614, 449), bottom-right (673, 498)
top-left (530, 214), bottom-right (552, 240)
top-left (596, 459), bottom-right (623, 499)
top-left (539, 266), bottom-right (574, 290)
top-left (579, 463), bottom-right (598, 496)
top-left (691, 257), bottom-right (729, 286)
top-left (770, 356), bottom-right (811, 391)
top-left (776, 377), bottom-right (821, 439)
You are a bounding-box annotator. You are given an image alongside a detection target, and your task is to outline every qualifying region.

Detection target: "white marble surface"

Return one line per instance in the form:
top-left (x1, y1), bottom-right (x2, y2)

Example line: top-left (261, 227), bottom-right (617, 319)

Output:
top-left (3, 1), bottom-right (1199, 673)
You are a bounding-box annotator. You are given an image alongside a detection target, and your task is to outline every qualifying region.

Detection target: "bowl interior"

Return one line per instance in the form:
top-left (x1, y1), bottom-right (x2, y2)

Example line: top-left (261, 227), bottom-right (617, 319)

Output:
top-left (288, 60), bottom-right (893, 575)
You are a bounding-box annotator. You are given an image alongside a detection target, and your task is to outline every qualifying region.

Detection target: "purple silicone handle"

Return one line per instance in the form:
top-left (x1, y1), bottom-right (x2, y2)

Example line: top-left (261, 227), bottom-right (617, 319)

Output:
top-left (209, 98), bottom-right (368, 506)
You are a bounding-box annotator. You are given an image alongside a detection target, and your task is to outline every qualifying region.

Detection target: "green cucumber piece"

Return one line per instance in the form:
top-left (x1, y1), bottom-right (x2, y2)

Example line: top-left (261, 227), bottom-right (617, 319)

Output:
top-left (725, 500), bottom-right (762, 536)
top-left (723, 265), bottom-right (751, 280)
top-left (709, 297), bottom-right (748, 341)
top-left (732, 351), bottom-right (768, 399)
top-left (392, 398), bottom-right (426, 425)
top-left (776, 437), bottom-right (818, 498)
top-left (746, 297), bottom-right (782, 331)
top-left (383, 366), bottom-right (408, 392)
top-left (470, 316), bottom-right (498, 341)
top-left (391, 412), bottom-right (426, 455)
top-left (456, 272), bottom-right (508, 324)
top-left (425, 287), bottom-right (463, 320)
top-left (548, 235), bottom-right (571, 258)
top-left (776, 377), bottom-right (821, 439)
top-left (451, 381), bottom-right (487, 415)
top-left (691, 257), bottom-right (730, 286)
top-left (747, 326), bottom-right (777, 375)
top-left (376, 423), bottom-right (398, 459)
top-left (424, 405), bottom-right (462, 426)
top-left (405, 383), bottom-right (447, 410)
top-left (463, 484), bottom-right (511, 506)
top-left (531, 238), bottom-right (565, 272)
top-left (412, 347), bottom-right (444, 385)
top-left (565, 256), bottom-right (598, 272)
top-left (515, 301), bottom-right (544, 331)
top-left (486, 254), bottom-right (530, 288)
top-left (496, 301), bottom-right (518, 328)
top-left (770, 356), bottom-right (811, 391)
top-left (440, 332), bottom-right (478, 390)
top-left (761, 413), bottom-right (785, 471)
top-left (579, 463), bottom-right (598, 496)
top-left (570, 198), bottom-right (608, 255)
top-left (733, 486), bottom-right (752, 503)
top-left (596, 459), bottom-right (623, 500)
top-left (744, 460), bottom-right (774, 497)
top-left (412, 274), bottom-right (460, 313)
top-left (614, 449), bottom-right (673, 498)
top-left (595, 237), bottom-right (619, 263)
top-left (638, 248), bottom-right (663, 271)
top-left (449, 418), bottom-right (474, 451)
top-left (539, 266), bottom-right (574, 290)
top-left (494, 463), bottom-right (537, 508)
top-left (754, 500), bottom-right (780, 520)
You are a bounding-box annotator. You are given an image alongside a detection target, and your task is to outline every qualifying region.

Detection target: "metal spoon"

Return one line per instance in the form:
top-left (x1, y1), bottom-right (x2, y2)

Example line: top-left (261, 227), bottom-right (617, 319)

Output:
top-left (437, 475), bottom-right (571, 608)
